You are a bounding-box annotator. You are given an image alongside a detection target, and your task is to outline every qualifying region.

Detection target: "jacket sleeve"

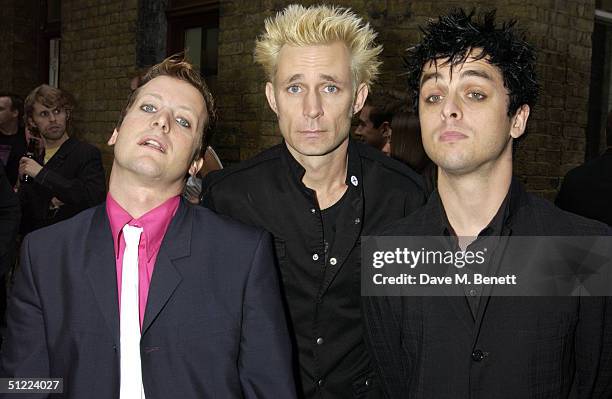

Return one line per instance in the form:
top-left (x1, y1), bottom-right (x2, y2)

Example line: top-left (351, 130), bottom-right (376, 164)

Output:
top-left (199, 171), bottom-right (218, 211)
top-left (575, 295), bottom-right (612, 398)
top-left (0, 163), bottom-right (19, 276)
top-left (362, 295), bottom-right (411, 399)
top-left (1, 235), bottom-right (51, 386)
top-left (238, 230), bottom-right (297, 398)
top-left (34, 143), bottom-right (106, 208)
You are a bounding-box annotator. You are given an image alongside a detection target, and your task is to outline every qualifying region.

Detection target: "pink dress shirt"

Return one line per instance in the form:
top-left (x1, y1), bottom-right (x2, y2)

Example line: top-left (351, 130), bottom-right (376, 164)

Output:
top-left (106, 194), bottom-right (180, 328)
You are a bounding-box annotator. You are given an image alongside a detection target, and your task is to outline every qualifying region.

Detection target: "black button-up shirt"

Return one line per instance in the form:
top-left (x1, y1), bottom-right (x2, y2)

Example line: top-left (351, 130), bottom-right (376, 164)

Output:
top-left (439, 192), bottom-right (510, 318)
top-left (201, 141), bottom-right (425, 398)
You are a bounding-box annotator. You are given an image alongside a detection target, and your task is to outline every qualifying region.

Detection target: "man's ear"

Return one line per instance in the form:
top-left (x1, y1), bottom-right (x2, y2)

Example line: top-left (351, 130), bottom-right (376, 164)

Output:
top-left (265, 82), bottom-right (278, 115)
top-left (510, 104), bottom-right (530, 139)
top-left (381, 121), bottom-right (392, 139)
top-left (189, 157), bottom-right (204, 177)
top-left (107, 128), bottom-right (119, 146)
top-left (352, 83), bottom-right (369, 115)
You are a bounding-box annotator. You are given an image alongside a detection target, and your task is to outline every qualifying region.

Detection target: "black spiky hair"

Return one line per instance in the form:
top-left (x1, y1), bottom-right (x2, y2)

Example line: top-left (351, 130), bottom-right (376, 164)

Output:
top-left (405, 8), bottom-right (539, 117)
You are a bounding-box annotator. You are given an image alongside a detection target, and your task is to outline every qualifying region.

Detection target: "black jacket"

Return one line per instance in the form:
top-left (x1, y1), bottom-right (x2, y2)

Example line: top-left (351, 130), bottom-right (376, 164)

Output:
top-left (202, 141), bottom-right (425, 399)
top-left (19, 137), bottom-right (106, 234)
top-left (0, 162), bottom-right (19, 276)
top-left (556, 148), bottom-right (612, 226)
top-left (364, 180), bottom-right (612, 399)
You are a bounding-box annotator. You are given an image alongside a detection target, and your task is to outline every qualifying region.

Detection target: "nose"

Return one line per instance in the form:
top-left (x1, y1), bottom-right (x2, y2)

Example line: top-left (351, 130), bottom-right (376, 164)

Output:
top-left (441, 94), bottom-right (462, 121)
top-left (48, 112), bottom-right (57, 122)
top-left (303, 90), bottom-right (323, 119)
top-left (151, 109), bottom-right (170, 133)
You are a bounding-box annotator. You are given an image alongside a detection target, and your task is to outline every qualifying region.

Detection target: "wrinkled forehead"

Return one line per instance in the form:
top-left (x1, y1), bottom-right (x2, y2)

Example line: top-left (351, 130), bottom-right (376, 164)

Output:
top-left (420, 52), bottom-right (501, 86)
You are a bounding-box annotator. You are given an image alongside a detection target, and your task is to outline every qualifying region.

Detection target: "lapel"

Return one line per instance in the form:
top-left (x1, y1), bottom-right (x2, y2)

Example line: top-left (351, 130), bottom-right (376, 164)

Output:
top-left (471, 179), bottom-right (530, 342)
top-left (141, 200), bottom-right (192, 336)
top-left (317, 141), bottom-right (364, 300)
top-left (84, 205), bottom-right (120, 344)
top-left (44, 137), bottom-right (77, 168)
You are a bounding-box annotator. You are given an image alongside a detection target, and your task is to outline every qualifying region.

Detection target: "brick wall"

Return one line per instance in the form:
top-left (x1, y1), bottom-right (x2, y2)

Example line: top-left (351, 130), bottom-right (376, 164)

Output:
top-left (60, 0), bottom-right (139, 177)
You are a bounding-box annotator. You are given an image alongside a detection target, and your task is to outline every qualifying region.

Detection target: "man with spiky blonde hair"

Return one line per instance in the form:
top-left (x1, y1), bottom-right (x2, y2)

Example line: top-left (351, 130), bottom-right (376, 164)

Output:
top-left (202, 4), bottom-right (424, 398)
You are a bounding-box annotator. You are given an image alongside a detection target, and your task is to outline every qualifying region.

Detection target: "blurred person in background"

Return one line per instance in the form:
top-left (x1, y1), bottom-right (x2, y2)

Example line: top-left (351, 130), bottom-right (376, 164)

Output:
top-left (389, 111), bottom-right (435, 194)
top-left (18, 84), bottom-right (106, 234)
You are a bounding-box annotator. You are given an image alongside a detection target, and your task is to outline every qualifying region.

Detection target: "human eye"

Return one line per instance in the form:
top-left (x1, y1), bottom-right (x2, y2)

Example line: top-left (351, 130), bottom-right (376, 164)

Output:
top-left (141, 104), bottom-right (157, 113)
top-left (323, 85), bottom-right (338, 94)
top-left (467, 91), bottom-right (487, 101)
top-left (287, 85), bottom-right (302, 94)
top-left (176, 117), bottom-right (191, 128)
top-left (424, 94), bottom-right (443, 104)
top-left (40, 111), bottom-right (49, 117)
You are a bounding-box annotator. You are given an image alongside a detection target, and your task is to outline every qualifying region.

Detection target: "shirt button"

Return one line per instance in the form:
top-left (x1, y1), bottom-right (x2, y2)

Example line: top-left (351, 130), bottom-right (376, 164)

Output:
top-left (317, 379), bottom-right (324, 387)
top-left (310, 208), bottom-right (316, 214)
top-left (312, 253), bottom-right (319, 261)
top-left (365, 378), bottom-right (371, 386)
top-left (471, 349), bottom-right (485, 362)
top-left (329, 257), bottom-right (337, 265)
top-left (316, 337), bottom-right (324, 345)
top-left (354, 217), bottom-right (360, 224)
top-left (469, 288), bottom-right (478, 297)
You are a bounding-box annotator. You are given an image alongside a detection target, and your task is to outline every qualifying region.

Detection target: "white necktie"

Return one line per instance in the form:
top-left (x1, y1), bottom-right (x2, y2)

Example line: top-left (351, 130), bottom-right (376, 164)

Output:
top-left (120, 225), bottom-right (146, 399)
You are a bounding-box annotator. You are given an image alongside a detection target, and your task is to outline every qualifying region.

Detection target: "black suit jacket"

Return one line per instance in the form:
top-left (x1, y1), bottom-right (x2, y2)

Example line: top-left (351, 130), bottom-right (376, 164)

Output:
top-left (0, 162), bottom-right (19, 276)
top-left (556, 148), bottom-right (612, 226)
top-left (1, 200), bottom-right (297, 399)
top-left (19, 137), bottom-right (106, 235)
top-left (364, 180), bottom-right (612, 399)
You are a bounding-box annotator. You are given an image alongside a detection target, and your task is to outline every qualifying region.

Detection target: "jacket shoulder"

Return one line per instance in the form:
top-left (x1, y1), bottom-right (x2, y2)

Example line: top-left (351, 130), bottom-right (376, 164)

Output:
top-left (202, 145), bottom-right (282, 191)
top-left (25, 206), bottom-right (99, 244)
top-left (190, 203), bottom-right (267, 240)
top-left (524, 193), bottom-right (610, 235)
top-left (355, 142), bottom-right (424, 190)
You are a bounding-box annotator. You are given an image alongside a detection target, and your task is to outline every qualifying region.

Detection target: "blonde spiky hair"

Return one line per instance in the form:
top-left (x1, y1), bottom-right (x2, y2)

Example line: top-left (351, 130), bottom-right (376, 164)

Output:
top-left (254, 4), bottom-right (382, 89)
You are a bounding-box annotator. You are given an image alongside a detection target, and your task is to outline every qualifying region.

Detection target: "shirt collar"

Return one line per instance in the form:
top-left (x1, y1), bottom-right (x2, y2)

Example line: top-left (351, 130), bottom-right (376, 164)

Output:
top-left (435, 182), bottom-right (512, 238)
top-left (106, 194), bottom-right (180, 261)
top-left (280, 138), bottom-right (363, 196)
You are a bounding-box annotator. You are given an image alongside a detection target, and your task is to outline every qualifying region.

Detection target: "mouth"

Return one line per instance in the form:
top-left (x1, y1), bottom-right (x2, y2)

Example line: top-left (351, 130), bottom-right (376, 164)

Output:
top-left (439, 130), bottom-right (468, 142)
top-left (299, 130), bottom-right (325, 137)
top-left (138, 137), bottom-right (167, 153)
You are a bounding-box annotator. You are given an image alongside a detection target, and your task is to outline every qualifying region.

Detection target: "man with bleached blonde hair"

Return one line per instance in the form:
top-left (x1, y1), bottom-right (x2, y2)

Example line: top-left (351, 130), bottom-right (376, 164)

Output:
top-left (202, 4), bottom-right (425, 398)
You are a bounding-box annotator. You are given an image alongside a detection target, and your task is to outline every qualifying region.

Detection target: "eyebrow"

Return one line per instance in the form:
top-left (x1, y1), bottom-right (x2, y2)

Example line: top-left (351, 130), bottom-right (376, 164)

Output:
top-left (420, 72), bottom-right (441, 87)
top-left (420, 68), bottom-right (494, 88)
top-left (282, 74), bottom-right (342, 84)
top-left (460, 69), bottom-right (493, 81)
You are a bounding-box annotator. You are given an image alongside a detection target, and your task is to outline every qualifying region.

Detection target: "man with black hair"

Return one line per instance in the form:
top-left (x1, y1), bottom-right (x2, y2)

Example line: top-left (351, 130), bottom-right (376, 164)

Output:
top-left (364, 9), bottom-right (612, 398)
top-left (556, 109), bottom-right (612, 226)
top-left (354, 97), bottom-right (398, 155)
top-left (0, 93), bottom-right (26, 187)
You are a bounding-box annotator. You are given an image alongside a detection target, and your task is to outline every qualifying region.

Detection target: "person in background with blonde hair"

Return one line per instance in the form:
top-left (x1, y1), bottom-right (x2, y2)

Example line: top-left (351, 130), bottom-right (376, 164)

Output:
top-left (18, 84), bottom-right (106, 234)
top-left (202, 4), bottom-right (424, 398)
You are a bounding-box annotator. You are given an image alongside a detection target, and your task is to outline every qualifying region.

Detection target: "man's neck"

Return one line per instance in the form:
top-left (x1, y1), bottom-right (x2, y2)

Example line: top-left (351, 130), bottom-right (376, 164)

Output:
top-left (108, 170), bottom-right (183, 219)
top-left (45, 132), bottom-right (69, 150)
top-left (287, 140), bottom-right (349, 210)
top-left (437, 157), bottom-right (512, 238)
top-left (0, 120), bottom-right (18, 136)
